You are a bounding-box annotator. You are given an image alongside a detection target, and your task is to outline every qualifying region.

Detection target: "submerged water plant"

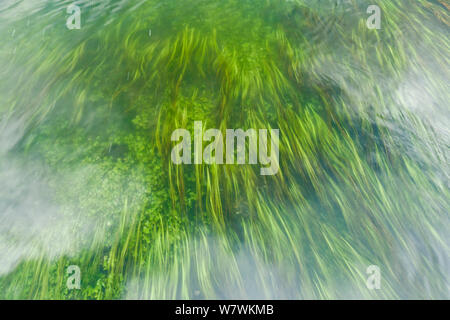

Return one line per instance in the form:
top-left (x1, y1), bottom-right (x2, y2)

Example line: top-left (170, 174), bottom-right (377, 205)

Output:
top-left (0, 0), bottom-right (448, 299)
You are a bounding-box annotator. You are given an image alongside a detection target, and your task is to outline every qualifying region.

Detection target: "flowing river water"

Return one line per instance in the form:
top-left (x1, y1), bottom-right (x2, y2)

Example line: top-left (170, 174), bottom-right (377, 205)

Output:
top-left (0, 0), bottom-right (448, 299)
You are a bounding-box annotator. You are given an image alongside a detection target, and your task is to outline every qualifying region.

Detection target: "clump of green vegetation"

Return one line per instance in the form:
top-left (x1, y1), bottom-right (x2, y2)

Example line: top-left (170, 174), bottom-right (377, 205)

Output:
top-left (0, 0), bottom-right (448, 299)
